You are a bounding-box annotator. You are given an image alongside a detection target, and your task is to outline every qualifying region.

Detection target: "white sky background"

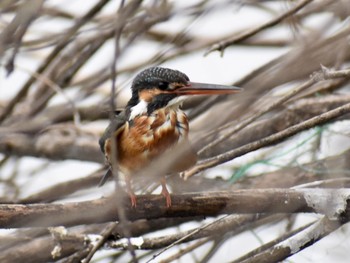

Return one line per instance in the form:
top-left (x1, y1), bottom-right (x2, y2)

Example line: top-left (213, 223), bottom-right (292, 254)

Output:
top-left (1, 0), bottom-right (350, 262)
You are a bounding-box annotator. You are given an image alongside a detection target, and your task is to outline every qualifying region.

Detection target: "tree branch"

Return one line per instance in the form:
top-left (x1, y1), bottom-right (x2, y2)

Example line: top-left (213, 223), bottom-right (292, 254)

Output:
top-left (205, 0), bottom-right (314, 55)
top-left (184, 99), bottom-right (350, 178)
top-left (1, 189), bottom-right (349, 228)
top-left (240, 216), bottom-right (343, 263)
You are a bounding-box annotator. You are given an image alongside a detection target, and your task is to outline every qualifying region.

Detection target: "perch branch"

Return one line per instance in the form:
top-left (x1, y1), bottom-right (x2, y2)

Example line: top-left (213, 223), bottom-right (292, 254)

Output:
top-left (0, 189), bottom-right (349, 228)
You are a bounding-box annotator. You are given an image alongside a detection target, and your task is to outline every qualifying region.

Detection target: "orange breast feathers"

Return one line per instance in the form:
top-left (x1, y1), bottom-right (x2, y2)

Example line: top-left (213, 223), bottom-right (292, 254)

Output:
top-left (116, 108), bottom-right (189, 174)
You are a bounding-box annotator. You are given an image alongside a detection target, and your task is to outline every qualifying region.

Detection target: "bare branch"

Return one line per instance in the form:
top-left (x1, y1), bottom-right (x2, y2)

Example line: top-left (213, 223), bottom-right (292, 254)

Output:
top-left (205, 0), bottom-right (314, 55)
top-left (184, 98), bottom-right (350, 178)
top-left (0, 189), bottom-right (349, 228)
top-left (240, 217), bottom-right (343, 263)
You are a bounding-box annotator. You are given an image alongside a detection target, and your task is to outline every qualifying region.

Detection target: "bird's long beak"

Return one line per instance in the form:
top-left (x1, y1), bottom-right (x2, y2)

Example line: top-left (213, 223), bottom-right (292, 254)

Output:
top-left (174, 82), bottom-right (242, 95)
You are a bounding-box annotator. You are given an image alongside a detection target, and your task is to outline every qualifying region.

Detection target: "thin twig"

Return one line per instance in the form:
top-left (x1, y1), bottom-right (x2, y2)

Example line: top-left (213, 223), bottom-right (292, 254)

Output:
top-left (109, 2), bottom-right (142, 263)
top-left (184, 67), bottom-right (350, 178)
top-left (240, 216), bottom-right (344, 263)
top-left (0, 0), bottom-right (111, 123)
top-left (205, 0), bottom-right (313, 55)
top-left (198, 78), bottom-right (315, 155)
top-left (83, 222), bottom-right (118, 263)
top-left (146, 215), bottom-right (230, 263)
top-left (230, 220), bottom-right (315, 263)
top-left (159, 238), bottom-right (209, 263)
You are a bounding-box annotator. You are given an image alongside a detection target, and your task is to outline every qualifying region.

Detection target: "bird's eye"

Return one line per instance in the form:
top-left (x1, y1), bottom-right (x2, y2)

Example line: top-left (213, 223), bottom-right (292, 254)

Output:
top-left (158, 81), bottom-right (168, 90)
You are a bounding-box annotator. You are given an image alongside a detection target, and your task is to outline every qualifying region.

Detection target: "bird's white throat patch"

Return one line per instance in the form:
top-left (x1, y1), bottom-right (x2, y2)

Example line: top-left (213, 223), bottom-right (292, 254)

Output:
top-left (129, 96), bottom-right (187, 120)
top-left (130, 99), bottom-right (148, 120)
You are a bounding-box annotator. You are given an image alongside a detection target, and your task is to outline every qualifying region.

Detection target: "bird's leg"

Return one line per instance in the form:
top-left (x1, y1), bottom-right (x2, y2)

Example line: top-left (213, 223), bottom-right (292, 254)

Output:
top-left (126, 176), bottom-right (137, 208)
top-left (161, 177), bottom-right (172, 207)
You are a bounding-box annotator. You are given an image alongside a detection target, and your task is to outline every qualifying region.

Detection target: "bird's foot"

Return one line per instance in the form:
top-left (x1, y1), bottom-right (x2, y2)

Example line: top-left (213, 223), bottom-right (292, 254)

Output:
top-left (129, 192), bottom-right (137, 208)
top-left (161, 185), bottom-right (172, 208)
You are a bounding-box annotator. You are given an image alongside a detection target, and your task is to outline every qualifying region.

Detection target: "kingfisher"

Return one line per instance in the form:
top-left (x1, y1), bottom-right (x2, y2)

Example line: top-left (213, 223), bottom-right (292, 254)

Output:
top-left (99, 67), bottom-right (241, 207)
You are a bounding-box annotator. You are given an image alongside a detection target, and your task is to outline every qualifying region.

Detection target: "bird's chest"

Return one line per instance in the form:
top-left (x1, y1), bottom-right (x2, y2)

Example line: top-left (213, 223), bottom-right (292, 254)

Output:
top-left (117, 109), bottom-right (189, 173)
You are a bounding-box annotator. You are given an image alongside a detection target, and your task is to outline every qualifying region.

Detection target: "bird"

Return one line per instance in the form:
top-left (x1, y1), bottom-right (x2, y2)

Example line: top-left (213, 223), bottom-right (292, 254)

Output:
top-left (99, 67), bottom-right (241, 207)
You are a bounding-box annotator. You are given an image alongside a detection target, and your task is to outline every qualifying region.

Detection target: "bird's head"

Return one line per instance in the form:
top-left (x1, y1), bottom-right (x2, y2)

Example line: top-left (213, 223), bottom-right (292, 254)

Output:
top-left (127, 67), bottom-right (241, 119)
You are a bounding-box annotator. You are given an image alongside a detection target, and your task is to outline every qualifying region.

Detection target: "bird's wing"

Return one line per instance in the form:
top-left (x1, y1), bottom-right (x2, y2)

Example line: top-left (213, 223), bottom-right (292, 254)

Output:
top-left (99, 110), bottom-right (128, 154)
top-left (98, 110), bottom-right (129, 187)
